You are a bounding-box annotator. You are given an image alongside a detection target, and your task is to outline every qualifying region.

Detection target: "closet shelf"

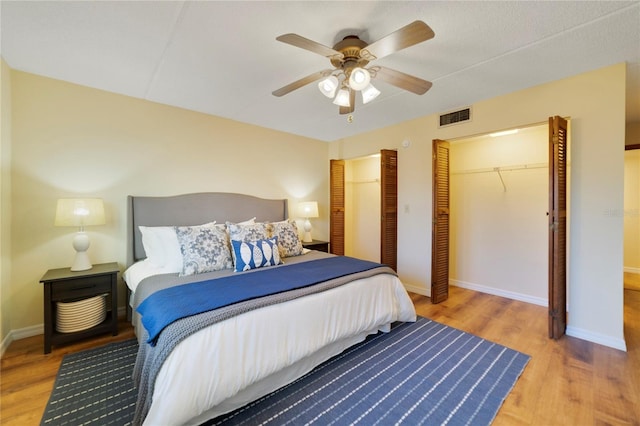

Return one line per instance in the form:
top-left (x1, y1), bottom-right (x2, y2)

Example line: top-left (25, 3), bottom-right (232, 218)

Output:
top-left (451, 162), bottom-right (548, 192)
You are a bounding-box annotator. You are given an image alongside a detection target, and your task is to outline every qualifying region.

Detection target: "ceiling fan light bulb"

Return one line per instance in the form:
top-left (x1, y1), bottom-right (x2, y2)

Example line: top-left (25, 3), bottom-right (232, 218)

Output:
top-left (349, 68), bottom-right (371, 91)
top-left (318, 76), bottom-right (339, 98)
top-left (361, 83), bottom-right (381, 104)
top-left (333, 88), bottom-right (351, 107)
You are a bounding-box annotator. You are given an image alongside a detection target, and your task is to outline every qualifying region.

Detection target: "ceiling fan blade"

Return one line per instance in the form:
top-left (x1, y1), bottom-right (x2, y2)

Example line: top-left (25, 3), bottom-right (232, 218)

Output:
top-left (339, 89), bottom-right (356, 115)
top-left (276, 34), bottom-right (344, 60)
top-left (272, 70), bottom-right (333, 97)
top-left (360, 21), bottom-right (435, 61)
top-left (374, 66), bottom-right (432, 95)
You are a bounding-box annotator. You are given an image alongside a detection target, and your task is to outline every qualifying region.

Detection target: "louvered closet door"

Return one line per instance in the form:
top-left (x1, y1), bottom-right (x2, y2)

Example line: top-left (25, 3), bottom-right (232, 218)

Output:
top-left (380, 150), bottom-right (398, 271)
top-left (330, 159), bottom-right (345, 255)
top-left (431, 140), bottom-right (450, 303)
top-left (548, 116), bottom-right (568, 339)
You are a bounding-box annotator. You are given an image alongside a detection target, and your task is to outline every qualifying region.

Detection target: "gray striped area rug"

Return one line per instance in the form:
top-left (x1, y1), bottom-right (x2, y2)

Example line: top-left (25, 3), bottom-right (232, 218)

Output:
top-left (40, 338), bottom-right (138, 425)
top-left (208, 317), bottom-right (530, 425)
top-left (41, 317), bottom-right (529, 425)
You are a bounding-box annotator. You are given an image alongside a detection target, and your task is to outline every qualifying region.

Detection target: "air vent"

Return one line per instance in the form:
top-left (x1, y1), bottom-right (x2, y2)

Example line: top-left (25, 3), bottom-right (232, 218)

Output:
top-left (439, 107), bottom-right (472, 127)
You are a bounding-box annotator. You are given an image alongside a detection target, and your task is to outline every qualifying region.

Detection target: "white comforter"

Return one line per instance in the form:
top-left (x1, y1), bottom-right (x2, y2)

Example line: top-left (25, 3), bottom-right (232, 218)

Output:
top-left (128, 259), bottom-right (416, 426)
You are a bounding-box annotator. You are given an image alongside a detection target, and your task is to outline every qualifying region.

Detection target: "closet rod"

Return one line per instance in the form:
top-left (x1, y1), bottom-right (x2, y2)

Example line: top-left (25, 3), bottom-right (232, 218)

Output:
top-left (451, 162), bottom-right (547, 175)
top-left (346, 178), bottom-right (380, 184)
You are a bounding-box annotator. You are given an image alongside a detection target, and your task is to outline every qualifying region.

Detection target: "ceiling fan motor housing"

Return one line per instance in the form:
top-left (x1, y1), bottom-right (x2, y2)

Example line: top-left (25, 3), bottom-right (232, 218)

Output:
top-left (331, 35), bottom-right (370, 76)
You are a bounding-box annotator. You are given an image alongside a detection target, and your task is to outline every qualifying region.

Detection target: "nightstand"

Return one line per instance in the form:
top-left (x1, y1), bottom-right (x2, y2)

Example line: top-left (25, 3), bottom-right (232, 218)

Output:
top-left (40, 262), bottom-right (119, 354)
top-left (302, 240), bottom-right (330, 253)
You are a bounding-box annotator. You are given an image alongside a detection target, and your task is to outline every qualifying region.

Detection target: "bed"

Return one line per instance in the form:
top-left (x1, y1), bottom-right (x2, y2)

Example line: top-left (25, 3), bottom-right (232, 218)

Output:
top-left (124, 192), bottom-right (416, 426)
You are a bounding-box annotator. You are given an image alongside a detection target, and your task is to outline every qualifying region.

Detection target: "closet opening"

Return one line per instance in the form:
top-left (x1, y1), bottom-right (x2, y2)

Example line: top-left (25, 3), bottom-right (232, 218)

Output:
top-left (449, 124), bottom-right (551, 306)
top-left (330, 149), bottom-right (397, 269)
top-left (344, 153), bottom-right (382, 262)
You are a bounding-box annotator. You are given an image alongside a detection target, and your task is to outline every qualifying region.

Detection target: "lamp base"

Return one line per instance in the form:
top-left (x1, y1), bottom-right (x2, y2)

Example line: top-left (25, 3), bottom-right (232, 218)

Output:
top-left (71, 252), bottom-right (93, 271)
top-left (71, 231), bottom-right (93, 271)
top-left (302, 219), bottom-right (313, 243)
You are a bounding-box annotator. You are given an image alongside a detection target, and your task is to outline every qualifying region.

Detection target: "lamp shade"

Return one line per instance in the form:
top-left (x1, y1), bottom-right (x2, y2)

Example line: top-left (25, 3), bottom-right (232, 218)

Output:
top-left (348, 67), bottom-right (371, 91)
top-left (361, 83), bottom-right (381, 104)
top-left (55, 198), bottom-right (105, 228)
top-left (333, 88), bottom-right (351, 107)
top-left (297, 201), bottom-right (319, 218)
top-left (318, 76), bottom-right (339, 98)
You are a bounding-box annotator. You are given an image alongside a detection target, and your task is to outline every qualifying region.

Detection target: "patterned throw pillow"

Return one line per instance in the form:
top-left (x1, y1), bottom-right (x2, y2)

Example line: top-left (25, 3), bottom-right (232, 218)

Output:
top-left (231, 237), bottom-right (282, 272)
top-left (269, 219), bottom-right (304, 258)
top-left (227, 222), bottom-right (270, 243)
top-left (227, 222), bottom-right (272, 267)
top-left (174, 223), bottom-right (233, 276)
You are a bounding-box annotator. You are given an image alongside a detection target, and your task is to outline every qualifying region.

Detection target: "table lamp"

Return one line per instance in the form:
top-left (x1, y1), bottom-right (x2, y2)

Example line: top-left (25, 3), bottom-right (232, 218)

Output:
top-left (55, 198), bottom-right (105, 271)
top-left (297, 201), bottom-right (319, 243)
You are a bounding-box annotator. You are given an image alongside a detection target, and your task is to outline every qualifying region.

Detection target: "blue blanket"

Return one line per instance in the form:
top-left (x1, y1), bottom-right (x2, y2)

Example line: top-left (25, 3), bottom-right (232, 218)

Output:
top-left (137, 256), bottom-right (385, 345)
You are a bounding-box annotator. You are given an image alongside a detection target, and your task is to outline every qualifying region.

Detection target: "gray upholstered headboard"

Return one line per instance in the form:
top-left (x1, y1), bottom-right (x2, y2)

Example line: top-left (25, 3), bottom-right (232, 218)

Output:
top-left (127, 193), bottom-right (288, 266)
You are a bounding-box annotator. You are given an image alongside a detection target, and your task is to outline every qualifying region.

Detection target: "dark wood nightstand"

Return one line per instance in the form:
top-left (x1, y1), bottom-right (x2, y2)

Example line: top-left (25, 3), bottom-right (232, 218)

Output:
top-left (40, 262), bottom-right (119, 354)
top-left (302, 240), bottom-right (330, 253)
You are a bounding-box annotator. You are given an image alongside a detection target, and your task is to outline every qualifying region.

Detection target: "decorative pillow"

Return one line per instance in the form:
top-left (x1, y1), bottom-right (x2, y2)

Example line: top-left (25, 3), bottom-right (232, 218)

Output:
top-left (269, 219), bottom-right (304, 258)
top-left (237, 217), bottom-right (256, 225)
top-left (174, 222), bottom-right (232, 276)
top-left (227, 222), bottom-right (271, 266)
top-left (139, 225), bottom-right (188, 272)
top-left (227, 222), bottom-right (271, 243)
top-left (231, 237), bottom-right (282, 272)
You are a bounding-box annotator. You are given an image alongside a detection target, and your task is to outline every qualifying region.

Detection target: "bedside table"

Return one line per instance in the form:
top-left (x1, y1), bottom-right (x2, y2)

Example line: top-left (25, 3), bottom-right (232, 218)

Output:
top-left (302, 240), bottom-right (330, 253)
top-left (40, 262), bottom-right (119, 354)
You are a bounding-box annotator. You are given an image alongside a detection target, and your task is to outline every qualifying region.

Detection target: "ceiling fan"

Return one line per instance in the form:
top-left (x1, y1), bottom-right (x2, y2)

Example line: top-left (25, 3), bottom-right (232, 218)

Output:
top-left (272, 21), bottom-right (435, 116)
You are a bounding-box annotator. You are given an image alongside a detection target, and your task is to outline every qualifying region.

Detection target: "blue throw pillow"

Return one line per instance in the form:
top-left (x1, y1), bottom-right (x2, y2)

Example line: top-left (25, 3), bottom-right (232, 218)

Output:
top-left (231, 237), bottom-right (283, 272)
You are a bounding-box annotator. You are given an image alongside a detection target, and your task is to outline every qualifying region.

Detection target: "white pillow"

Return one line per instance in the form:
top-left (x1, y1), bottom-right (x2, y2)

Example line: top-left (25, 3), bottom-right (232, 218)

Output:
top-left (237, 217), bottom-right (256, 225)
top-left (139, 222), bottom-right (216, 272)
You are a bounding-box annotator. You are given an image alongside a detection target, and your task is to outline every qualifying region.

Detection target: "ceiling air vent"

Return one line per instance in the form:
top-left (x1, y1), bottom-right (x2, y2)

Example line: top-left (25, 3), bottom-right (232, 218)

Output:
top-left (439, 107), bottom-right (471, 127)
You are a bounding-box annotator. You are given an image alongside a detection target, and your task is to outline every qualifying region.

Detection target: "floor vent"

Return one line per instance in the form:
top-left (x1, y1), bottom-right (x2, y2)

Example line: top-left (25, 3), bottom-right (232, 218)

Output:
top-left (439, 107), bottom-right (471, 127)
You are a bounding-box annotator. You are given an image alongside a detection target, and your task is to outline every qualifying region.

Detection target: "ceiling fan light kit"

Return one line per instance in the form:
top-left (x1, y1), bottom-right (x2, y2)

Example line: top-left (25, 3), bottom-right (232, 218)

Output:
top-left (318, 75), bottom-right (339, 98)
top-left (361, 83), bottom-right (381, 104)
top-left (273, 20), bottom-right (435, 115)
top-left (333, 87), bottom-right (352, 107)
top-left (348, 67), bottom-right (371, 91)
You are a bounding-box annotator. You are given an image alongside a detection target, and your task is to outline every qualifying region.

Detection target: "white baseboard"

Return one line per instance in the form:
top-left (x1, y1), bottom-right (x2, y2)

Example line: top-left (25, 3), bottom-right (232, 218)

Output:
top-left (1, 333), bottom-right (11, 358)
top-left (403, 282), bottom-right (429, 296)
top-left (624, 266), bottom-right (640, 274)
top-left (1, 307), bottom-right (128, 357)
top-left (450, 279), bottom-right (548, 307)
top-left (1, 323), bottom-right (43, 358)
top-left (566, 326), bottom-right (627, 352)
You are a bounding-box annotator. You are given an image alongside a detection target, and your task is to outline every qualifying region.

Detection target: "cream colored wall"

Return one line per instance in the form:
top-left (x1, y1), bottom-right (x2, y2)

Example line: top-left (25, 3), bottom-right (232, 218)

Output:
top-left (1, 58), bottom-right (13, 349)
top-left (624, 149), bottom-right (640, 271)
top-left (449, 126), bottom-right (548, 304)
top-left (8, 70), bottom-right (329, 334)
top-left (329, 63), bottom-right (627, 350)
top-left (345, 155), bottom-right (380, 262)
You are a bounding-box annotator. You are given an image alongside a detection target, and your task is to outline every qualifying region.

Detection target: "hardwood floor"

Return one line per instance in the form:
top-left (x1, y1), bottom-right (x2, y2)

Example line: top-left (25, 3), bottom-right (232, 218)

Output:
top-left (1, 283), bottom-right (639, 425)
top-left (413, 285), bottom-right (640, 425)
top-left (0, 320), bottom-right (135, 425)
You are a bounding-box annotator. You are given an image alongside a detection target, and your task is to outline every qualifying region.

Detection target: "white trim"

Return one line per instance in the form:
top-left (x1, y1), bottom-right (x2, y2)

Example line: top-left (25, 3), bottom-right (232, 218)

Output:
top-left (11, 323), bottom-right (44, 340)
top-left (450, 279), bottom-right (548, 307)
top-left (1, 333), bottom-right (11, 358)
top-left (566, 325), bottom-right (627, 352)
top-left (624, 266), bottom-right (640, 274)
top-left (1, 307), bottom-right (128, 356)
top-left (402, 282), bottom-right (429, 296)
top-left (450, 279), bottom-right (629, 351)
top-left (1, 324), bottom-right (44, 357)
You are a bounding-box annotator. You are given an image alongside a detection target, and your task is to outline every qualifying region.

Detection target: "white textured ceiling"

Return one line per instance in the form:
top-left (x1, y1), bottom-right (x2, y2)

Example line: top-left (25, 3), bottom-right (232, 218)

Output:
top-left (1, 1), bottom-right (639, 142)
